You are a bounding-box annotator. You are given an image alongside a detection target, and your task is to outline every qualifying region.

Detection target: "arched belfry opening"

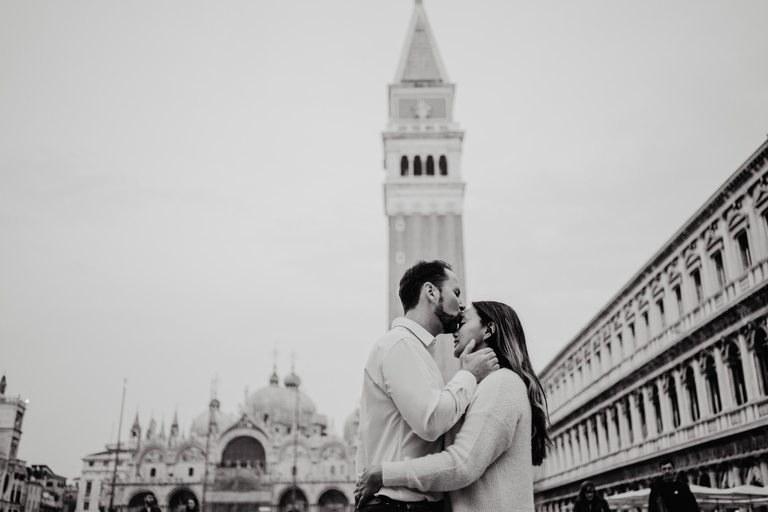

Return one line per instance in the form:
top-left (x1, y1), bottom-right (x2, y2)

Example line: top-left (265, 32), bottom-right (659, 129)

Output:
top-left (413, 156), bottom-right (422, 176)
top-left (221, 436), bottom-right (266, 470)
top-left (400, 156), bottom-right (408, 176)
top-left (439, 155), bottom-right (447, 175)
top-left (426, 155), bottom-right (434, 175)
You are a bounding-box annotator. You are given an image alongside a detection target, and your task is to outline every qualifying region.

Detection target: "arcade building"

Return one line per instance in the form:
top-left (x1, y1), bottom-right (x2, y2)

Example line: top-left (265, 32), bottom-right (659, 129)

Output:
top-left (534, 139), bottom-right (768, 511)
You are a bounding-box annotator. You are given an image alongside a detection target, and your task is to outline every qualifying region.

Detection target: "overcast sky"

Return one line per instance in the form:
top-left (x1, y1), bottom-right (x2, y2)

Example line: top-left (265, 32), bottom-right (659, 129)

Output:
top-left (2, 0), bottom-right (767, 479)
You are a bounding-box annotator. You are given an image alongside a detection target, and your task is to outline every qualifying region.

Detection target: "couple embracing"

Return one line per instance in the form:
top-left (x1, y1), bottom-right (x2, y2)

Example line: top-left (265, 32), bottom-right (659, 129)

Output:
top-left (354, 260), bottom-right (551, 512)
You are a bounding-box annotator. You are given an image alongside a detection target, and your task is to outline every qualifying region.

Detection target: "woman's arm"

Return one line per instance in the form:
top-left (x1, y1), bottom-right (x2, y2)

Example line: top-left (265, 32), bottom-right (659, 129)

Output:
top-left (383, 370), bottom-right (525, 492)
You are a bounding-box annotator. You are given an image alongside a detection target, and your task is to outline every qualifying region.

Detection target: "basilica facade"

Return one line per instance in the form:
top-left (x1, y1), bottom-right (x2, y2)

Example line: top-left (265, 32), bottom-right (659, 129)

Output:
top-left (534, 139), bottom-right (768, 511)
top-left (75, 371), bottom-right (358, 512)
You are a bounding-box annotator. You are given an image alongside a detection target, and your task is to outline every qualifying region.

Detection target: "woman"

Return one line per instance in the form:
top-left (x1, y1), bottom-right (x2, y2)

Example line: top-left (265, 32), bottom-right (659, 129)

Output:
top-left (355, 301), bottom-right (551, 511)
top-left (573, 481), bottom-right (610, 512)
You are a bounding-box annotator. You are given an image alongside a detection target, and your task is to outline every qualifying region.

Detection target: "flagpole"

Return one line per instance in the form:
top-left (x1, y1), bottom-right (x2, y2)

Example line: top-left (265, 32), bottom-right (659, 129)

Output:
top-left (109, 379), bottom-right (127, 512)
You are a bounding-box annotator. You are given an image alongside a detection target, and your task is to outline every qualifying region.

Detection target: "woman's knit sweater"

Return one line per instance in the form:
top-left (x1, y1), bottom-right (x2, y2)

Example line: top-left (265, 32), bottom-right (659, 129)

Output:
top-left (382, 368), bottom-right (534, 511)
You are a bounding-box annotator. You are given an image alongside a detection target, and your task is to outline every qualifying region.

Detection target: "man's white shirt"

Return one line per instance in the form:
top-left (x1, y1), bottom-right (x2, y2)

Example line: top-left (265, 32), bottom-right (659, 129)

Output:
top-left (356, 317), bottom-right (477, 502)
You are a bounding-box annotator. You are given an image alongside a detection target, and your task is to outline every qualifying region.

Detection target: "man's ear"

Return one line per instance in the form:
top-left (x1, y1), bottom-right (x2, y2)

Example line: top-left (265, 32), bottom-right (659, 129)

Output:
top-left (423, 282), bottom-right (439, 304)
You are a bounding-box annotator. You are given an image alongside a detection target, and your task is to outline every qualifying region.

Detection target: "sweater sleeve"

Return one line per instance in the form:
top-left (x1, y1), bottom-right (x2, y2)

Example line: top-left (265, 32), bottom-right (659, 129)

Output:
top-left (381, 370), bottom-right (524, 492)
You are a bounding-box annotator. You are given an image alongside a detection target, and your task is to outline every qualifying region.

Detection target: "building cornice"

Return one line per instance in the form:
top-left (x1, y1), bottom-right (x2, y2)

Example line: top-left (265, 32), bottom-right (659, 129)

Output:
top-left (541, 139), bottom-right (768, 378)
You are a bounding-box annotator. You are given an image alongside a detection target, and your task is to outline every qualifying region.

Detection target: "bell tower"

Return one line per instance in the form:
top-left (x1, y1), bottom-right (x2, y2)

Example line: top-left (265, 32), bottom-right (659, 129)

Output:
top-left (383, 0), bottom-right (465, 379)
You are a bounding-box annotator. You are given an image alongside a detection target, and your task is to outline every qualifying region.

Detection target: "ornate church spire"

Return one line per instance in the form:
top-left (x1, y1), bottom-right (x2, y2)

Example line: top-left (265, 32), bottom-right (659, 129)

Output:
top-left (169, 409), bottom-right (179, 445)
top-left (146, 415), bottom-right (156, 440)
top-left (130, 411), bottom-right (141, 442)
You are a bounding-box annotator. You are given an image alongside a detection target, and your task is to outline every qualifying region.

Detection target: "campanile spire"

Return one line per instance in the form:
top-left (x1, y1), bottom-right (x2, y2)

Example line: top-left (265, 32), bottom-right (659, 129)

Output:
top-left (383, 1), bottom-right (465, 379)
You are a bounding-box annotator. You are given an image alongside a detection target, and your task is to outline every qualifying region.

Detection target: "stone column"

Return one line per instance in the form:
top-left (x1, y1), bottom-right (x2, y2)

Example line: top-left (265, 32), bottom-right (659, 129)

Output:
top-left (628, 391), bottom-right (643, 442)
top-left (596, 411), bottom-right (608, 457)
top-left (587, 416), bottom-right (599, 460)
top-left (656, 379), bottom-right (672, 434)
top-left (714, 343), bottom-right (735, 410)
top-left (578, 423), bottom-right (589, 463)
top-left (731, 465), bottom-right (743, 487)
top-left (557, 435), bottom-right (566, 471)
top-left (607, 406), bottom-right (619, 453)
top-left (673, 367), bottom-right (690, 426)
top-left (616, 400), bottom-right (630, 447)
top-left (572, 426), bottom-right (582, 466)
top-left (642, 385), bottom-right (659, 438)
top-left (563, 432), bottom-right (573, 469)
top-left (760, 457), bottom-right (768, 489)
top-left (707, 468), bottom-right (718, 488)
top-left (692, 357), bottom-right (709, 418)
top-left (738, 329), bottom-right (759, 401)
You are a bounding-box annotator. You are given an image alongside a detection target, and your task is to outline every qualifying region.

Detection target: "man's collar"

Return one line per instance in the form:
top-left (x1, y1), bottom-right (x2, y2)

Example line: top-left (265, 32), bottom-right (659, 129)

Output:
top-left (392, 317), bottom-right (436, 347)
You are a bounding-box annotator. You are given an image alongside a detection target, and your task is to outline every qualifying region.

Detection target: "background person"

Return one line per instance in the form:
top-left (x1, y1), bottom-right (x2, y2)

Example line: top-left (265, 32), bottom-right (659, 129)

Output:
top-left (648, 458), bottom-right (699, 512)
top-left (573, 481), bottom-right (610, 512)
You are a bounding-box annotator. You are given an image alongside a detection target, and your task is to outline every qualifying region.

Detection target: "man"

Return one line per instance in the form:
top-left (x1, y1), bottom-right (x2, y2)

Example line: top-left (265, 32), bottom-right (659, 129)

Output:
top-left (142, 495), bottom-right (161, 512)
top-left (648, 458), bottom-right (700, 512)
top-left (355, 260), bottom-right (499, 512)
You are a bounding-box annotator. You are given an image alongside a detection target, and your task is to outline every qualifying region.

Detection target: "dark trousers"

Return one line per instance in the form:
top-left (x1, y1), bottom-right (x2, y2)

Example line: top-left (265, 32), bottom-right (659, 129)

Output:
top-left (356, 496), bottom-right (444, 512)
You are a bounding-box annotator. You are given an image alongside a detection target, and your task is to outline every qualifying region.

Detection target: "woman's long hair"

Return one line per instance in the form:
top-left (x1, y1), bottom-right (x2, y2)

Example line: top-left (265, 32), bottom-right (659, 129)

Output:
top-left (473, 301), bottom-right (552, 465)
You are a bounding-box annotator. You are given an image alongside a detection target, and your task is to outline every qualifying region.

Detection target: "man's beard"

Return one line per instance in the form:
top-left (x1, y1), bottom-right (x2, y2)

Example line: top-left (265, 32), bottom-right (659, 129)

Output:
top-left (436, 298), bottom-right (461, 333)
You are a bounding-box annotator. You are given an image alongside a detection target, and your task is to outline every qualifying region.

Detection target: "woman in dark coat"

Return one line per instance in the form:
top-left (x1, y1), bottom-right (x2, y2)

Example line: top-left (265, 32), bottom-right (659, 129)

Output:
top-left (573, 481), bottom-right (611, 512)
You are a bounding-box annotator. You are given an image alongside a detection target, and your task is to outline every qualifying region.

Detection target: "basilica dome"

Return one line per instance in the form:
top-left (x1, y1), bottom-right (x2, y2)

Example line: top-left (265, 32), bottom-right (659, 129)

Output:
top-left (246, 372), bottom-right (316, 425)
top-left (191, 399), bottom-right (235, 437)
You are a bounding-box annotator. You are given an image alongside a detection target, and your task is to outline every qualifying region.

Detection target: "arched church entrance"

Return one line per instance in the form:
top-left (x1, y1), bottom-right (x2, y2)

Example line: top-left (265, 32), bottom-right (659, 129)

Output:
top-left (127, 492), bottom-right (157, 512)
top-left (278, 487), bottom-right (307, 512)
top-left (318, 489), bottom-right (348, 512)
top-left (168, 489), bottom-right (198, 512)
top-left (221, 436), bottom-right (266, 471)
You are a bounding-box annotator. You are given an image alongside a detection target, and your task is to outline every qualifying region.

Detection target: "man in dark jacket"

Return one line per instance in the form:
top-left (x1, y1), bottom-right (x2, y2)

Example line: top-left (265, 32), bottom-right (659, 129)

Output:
top-left (648, 458), bottom-right (700, 512)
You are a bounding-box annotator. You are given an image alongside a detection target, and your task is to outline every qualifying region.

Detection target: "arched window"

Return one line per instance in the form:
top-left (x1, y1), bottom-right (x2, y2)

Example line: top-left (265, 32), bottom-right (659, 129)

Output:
top-left (439, 155), bottom-right (448, 175)
top-left (684, 366), bottom-right (700, 422)
top-left (704, 355), bottom-right (722, 414)
top-left (149, 468), bottom-right (156, 477)
top-left (426, 156), bottom-right (435, 175)
top-left (413, 156), bottom-right (422, 176)
top-left (737, 231), bottom-right (752, 271)
top-left (400, 156), bottom-right (408, 176)
top-left (222, 436), bottom-right (266, 469)
top-left (725, 341), bottom-right (748, 406)
top-left (754, 328), bottom-right (768, 395)
top-left (667, 376), bottom-right (681, 428)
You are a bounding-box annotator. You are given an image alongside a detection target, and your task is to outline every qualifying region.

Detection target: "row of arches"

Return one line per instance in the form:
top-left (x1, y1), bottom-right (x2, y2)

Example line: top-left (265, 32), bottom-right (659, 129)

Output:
top-left (546, 327), bottom-right (768, 477)
top-left (400, 155), bottom-right (447, 176)
top-left (126, 487), bottom-right (349, 512)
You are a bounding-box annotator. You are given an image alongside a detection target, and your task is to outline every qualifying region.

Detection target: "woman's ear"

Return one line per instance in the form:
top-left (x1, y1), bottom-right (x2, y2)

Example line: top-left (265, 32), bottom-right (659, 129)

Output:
top-left (483, 322), bottom-right (496, 340)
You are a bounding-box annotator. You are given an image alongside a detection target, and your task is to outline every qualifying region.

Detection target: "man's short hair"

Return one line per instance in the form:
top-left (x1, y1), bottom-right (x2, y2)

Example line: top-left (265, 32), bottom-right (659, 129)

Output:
top-left (659, 458), bottom-right (674, 468)
top-left (399, 260), bottom-right (453, 313)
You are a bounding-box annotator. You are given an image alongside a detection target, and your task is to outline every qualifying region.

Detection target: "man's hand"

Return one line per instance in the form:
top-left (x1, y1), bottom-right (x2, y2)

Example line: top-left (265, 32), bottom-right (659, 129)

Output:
top-left (460, 340), bottom-right (499, 383)
top-left (355, 465), bottom-right (383, 506)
